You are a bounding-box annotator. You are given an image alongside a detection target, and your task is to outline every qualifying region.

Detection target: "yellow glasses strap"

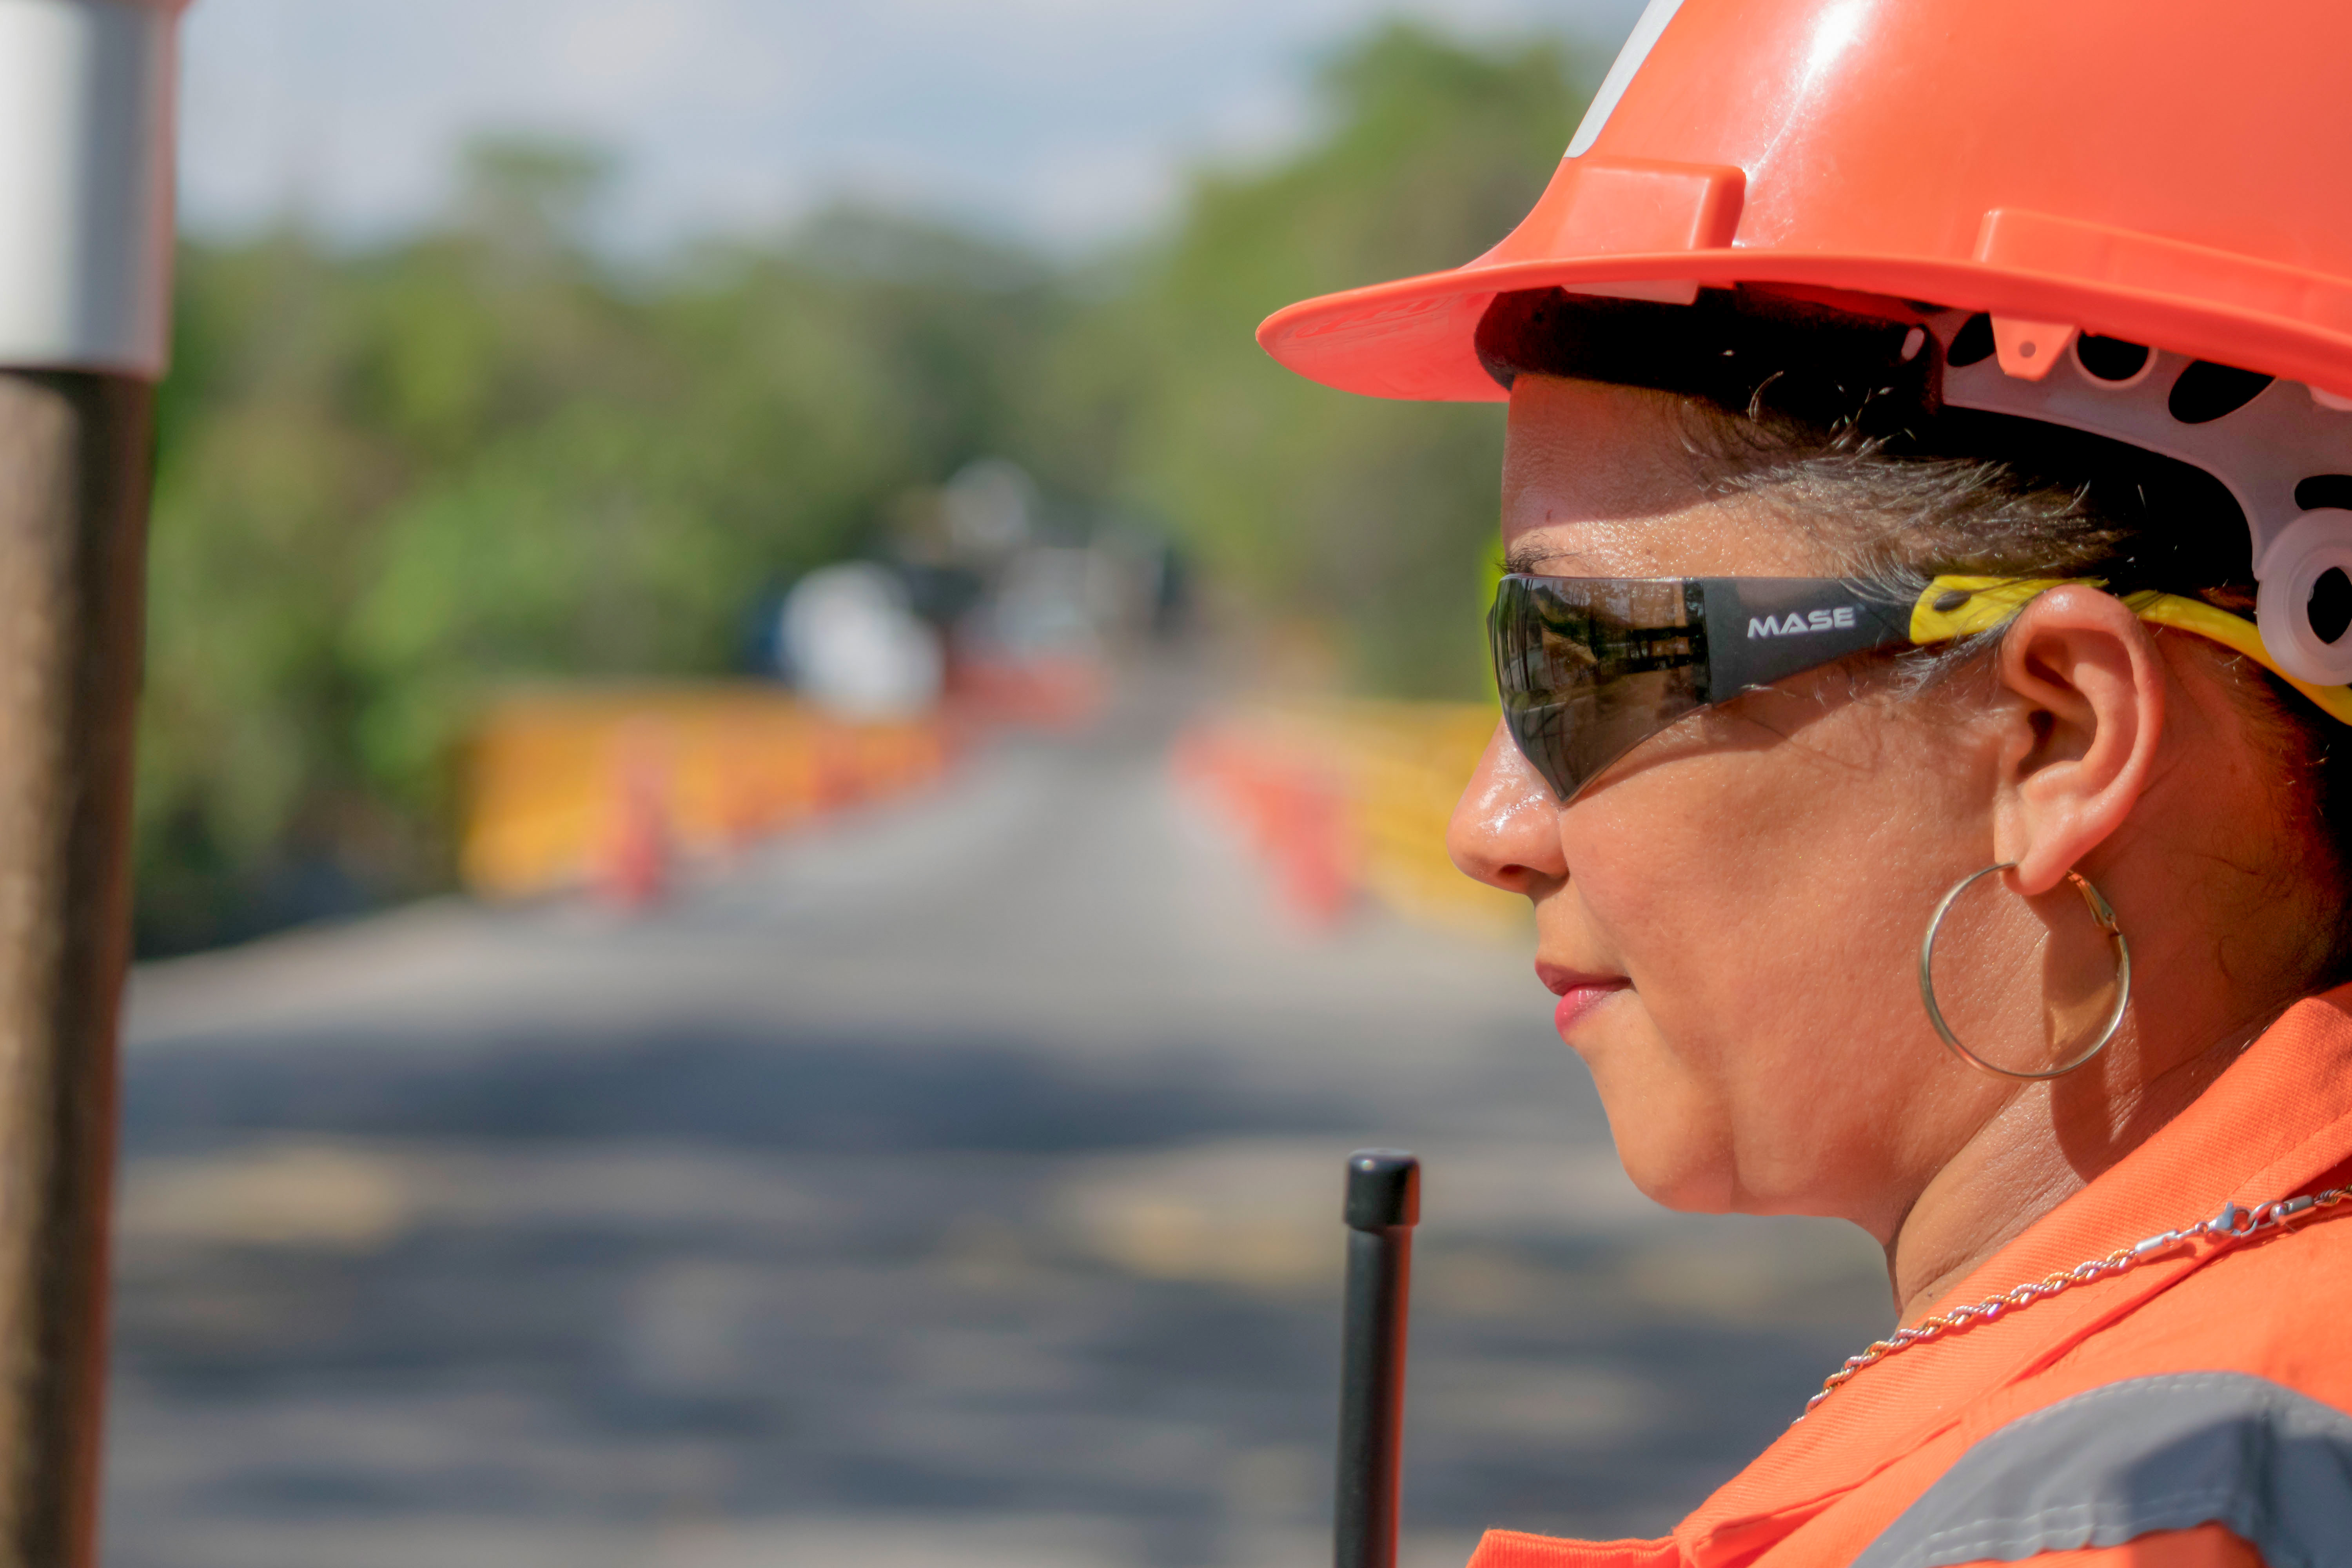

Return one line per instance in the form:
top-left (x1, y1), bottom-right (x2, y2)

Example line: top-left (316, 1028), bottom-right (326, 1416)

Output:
top-left (1909, 575), bottom-right (2352, 728)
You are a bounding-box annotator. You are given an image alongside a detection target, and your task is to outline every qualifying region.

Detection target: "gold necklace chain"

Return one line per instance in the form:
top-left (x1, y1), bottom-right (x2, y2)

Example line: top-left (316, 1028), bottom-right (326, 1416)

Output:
top-left (1800, 1183), bottom-right (2352, 1418)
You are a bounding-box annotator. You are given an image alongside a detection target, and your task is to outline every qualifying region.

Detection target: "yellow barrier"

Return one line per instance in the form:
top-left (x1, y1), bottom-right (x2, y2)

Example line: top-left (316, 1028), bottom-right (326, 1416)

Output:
top-left (1178, 701), bottom-right (1526, 938)
top-left (461, 686), bottom-right (953, 900)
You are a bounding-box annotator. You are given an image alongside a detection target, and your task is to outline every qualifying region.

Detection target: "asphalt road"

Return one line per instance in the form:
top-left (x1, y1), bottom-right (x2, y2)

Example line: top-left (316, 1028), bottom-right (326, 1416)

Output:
top-left (104, 673), bottom-right (1891, 1568)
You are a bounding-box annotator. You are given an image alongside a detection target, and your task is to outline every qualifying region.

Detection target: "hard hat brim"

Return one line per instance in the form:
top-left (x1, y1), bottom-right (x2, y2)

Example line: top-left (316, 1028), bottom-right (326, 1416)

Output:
top-left (1258, 247), bottom-right (2352, 407)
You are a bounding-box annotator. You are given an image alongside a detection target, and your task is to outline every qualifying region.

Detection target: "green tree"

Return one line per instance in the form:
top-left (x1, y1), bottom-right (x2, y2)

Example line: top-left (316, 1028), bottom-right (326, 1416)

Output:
top-left (135, 23), bottom-right (1592, 951)
top-left (140, 158), bottom-right (1059, 949)
top-left (1103, 22), bottom-right (1592, 695)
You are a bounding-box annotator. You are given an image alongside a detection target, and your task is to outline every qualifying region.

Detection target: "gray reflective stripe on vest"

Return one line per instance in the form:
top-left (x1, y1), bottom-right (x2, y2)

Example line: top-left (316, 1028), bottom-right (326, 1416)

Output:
top-left (1854, 1372), bottom-right (2352, 1568)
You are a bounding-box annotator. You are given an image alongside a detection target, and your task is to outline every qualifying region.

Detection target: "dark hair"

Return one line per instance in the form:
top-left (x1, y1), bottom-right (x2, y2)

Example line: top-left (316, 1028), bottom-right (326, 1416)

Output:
top-left (1477, 285), bottom-right (2352, 977)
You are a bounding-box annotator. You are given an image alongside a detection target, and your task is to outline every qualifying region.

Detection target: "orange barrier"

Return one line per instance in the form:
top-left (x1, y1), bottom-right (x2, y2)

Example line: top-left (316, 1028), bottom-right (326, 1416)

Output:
top-left (1174, 726), bottom-right (1354, 927)
top-left (1175, 702), bottom-right (1526, 937)
top-left (461, 686), bottom-right (955, 901)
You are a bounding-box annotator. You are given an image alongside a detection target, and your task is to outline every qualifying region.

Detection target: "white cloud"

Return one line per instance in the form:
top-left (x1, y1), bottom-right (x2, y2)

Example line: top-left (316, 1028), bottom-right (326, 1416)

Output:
top-left (174, 0), bottom-right (1648, 251)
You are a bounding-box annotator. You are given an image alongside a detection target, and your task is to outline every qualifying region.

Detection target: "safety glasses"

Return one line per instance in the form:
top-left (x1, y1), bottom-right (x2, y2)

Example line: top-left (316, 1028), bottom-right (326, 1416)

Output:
top-left (1489, 575), bottom-right (1911, 802)
top-left (1488, 573), bottom-right (2352, 803)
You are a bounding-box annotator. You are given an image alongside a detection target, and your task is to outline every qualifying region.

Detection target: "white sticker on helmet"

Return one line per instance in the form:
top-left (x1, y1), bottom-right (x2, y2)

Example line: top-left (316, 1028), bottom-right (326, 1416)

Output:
top-left (1566, 0), bottom-right (1690, 159)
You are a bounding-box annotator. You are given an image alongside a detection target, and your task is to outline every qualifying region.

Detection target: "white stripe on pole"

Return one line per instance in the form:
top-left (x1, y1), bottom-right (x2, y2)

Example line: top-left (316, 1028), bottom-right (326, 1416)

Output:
top-left (0, 0), bottom-right (185, 379)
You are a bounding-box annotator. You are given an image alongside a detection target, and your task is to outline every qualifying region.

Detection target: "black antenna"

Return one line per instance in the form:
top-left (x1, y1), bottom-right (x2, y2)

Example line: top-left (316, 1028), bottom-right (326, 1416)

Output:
top-left (1335, 1149), bottom-right (1419, 1568)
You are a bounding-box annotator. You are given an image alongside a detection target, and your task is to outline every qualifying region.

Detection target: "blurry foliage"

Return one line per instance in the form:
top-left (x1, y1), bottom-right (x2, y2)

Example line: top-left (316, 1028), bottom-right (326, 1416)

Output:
top-left (138, 26), bottom-right (1590, 953)
top-left (1101, 24), bottom-right (1586, 694)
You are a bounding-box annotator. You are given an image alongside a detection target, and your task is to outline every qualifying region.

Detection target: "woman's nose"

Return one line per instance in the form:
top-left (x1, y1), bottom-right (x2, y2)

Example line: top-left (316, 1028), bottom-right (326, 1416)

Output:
top-left (1447, 721), bottom-right (1567, 896)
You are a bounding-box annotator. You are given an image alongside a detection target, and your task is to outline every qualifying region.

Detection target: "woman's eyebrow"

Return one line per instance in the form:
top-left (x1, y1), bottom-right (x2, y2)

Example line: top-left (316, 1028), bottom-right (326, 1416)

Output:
top-left (1504, 540), bottom-right (1612, 575)
top-left (1503, 540), bottom-right (1558, 574)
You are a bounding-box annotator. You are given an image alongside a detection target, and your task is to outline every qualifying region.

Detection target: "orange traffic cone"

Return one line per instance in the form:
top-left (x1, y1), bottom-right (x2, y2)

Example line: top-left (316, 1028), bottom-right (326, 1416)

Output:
top-left (594, 740), bottom-right (671, 910)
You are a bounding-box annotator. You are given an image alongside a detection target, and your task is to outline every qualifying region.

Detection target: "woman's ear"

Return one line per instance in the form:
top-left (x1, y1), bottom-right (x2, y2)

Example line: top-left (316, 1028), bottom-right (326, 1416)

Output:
top-left (1989, 586), bottom-right (2168, 896)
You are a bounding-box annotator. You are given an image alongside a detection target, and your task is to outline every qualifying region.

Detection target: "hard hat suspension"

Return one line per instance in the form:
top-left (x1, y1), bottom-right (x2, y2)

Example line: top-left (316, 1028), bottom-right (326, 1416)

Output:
top-left (1938, 312), bottom-right (2352, 687)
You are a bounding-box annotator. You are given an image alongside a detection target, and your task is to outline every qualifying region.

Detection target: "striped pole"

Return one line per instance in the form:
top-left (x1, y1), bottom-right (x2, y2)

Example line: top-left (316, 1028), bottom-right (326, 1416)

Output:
top-left (0, 2), bottom-right (187, 1560)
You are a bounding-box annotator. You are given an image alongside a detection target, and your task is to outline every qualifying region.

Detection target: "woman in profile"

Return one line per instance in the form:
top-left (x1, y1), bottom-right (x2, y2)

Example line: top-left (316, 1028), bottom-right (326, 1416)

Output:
top-left (1258, 3), bottom-right (2352, 1564)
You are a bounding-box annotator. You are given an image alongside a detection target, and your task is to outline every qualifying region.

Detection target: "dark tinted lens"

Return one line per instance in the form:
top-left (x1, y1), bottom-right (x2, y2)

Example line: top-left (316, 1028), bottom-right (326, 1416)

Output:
top-left (1489, 576), bottom-right (1708, 801)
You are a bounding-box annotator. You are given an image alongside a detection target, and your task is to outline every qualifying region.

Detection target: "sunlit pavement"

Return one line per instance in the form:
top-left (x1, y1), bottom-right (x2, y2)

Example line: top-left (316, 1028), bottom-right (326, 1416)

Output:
top-left (104, 668), bottom-right (1890, 1568)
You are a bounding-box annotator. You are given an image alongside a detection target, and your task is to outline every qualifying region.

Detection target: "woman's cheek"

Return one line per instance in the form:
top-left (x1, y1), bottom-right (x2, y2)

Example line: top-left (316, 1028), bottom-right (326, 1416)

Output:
top-left (1549, 851), bottom-right (1748, 1211)
top-left (1559, 757), bottom-right (1843, 1207)
top-left (1569, 812), bottom-right (1759, 1012)
top-left (1581, 1013), bottom-right (1742, 1212)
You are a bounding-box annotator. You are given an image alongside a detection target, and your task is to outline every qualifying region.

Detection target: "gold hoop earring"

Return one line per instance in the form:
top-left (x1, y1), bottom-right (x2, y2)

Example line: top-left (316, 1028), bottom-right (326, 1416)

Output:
top-left (1918, 863), bottom-right (2131, 1081)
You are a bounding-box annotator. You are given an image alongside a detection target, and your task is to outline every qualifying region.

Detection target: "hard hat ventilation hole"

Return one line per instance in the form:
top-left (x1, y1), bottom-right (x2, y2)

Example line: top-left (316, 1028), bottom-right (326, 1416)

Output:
top-left (2310, 567), bottom-right (2352, 646)
top-left (2074, 335), bottom-right (2151, 384)
top-left (2169, 361), bottom-right (2275, 424)
top-left (1947, 314), bottom-right (1995, 367)
top-left (2295, 476), bottom-right (2352, 513)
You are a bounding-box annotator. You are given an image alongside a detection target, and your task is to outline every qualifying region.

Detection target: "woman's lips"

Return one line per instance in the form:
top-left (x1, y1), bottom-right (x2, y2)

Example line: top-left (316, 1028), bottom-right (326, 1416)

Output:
top-left (1537, 962), bottom-right (1631, 1035)
top-left (1553, 983), bottom-right (1630, 1034)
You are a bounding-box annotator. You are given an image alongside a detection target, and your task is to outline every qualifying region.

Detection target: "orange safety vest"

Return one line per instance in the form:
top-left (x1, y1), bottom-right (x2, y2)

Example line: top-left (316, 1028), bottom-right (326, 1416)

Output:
top-left (1470, 988), bottom-right (2352, 1568)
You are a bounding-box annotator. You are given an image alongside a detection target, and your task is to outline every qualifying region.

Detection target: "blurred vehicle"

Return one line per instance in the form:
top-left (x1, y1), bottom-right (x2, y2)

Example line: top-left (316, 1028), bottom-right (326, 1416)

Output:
top-left (777, 562), bottom-right (946, 721)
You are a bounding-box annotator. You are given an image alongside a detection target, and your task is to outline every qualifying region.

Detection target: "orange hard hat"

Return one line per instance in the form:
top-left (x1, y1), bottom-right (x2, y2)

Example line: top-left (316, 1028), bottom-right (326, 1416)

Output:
top-left (1257, 0), bottom-right (2352, 407)
top-left (1257, 0), bottom-right (2352, 688)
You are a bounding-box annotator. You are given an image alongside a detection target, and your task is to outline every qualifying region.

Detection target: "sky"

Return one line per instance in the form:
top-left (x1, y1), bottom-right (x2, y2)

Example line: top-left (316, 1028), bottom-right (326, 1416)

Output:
top-left (176, 0), bottom-right (1650, 254)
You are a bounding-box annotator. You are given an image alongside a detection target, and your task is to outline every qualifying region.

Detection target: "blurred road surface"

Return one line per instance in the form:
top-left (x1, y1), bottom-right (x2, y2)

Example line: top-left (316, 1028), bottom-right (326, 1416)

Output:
top-left (105, 670), bottom-right (1890, 1568)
